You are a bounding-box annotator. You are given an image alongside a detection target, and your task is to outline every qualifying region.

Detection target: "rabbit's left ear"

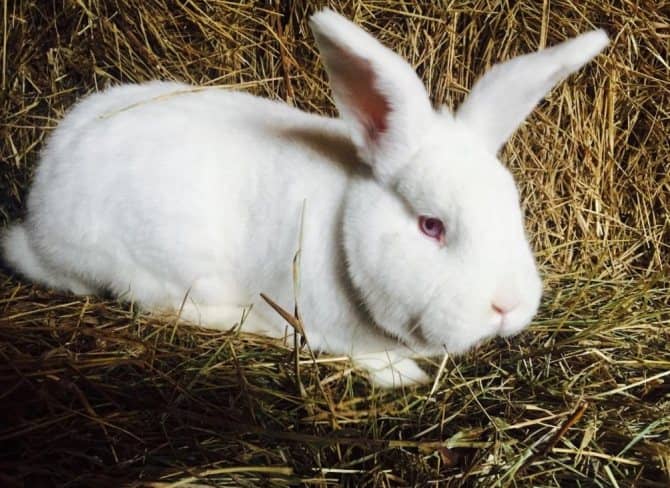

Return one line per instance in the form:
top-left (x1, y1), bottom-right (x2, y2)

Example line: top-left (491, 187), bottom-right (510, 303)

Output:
top-left (457, 29), bottom-right (609, 154)
top-left (310, 9), bottom-right (434, 183)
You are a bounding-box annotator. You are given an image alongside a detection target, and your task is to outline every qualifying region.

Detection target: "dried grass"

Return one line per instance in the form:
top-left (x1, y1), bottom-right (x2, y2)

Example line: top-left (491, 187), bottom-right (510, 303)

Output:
top-left (1, 1), bottom-right (669, 486)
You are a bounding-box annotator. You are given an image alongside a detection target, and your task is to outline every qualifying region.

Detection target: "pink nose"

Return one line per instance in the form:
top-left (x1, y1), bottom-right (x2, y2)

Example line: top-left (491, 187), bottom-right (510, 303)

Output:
top-left (491, 298), bottom-right (520, 316)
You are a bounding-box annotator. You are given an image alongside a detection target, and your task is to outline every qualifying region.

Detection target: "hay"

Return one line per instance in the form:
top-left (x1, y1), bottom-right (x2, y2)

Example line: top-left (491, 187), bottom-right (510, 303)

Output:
top-left (1, 0), bottom-right (669, 486)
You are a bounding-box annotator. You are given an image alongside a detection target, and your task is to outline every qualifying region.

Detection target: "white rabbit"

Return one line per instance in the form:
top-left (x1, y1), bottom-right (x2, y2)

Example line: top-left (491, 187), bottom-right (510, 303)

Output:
top-left (2, 10), bottom-right (608, 387)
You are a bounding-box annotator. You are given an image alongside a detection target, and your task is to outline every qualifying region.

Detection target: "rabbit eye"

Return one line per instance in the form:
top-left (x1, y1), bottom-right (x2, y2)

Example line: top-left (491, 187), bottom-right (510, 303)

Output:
top-left (418, 216), bottom-right (445, 243)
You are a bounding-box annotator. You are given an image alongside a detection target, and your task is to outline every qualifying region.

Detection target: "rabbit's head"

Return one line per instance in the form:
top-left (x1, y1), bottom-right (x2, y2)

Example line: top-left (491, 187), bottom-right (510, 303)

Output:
top-left (310, 10), bottom-right (608, 354)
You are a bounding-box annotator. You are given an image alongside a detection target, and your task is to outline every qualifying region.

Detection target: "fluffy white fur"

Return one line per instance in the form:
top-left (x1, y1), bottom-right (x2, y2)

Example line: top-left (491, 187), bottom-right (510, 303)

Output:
top-left (2, 10), bottom-right (608, 387)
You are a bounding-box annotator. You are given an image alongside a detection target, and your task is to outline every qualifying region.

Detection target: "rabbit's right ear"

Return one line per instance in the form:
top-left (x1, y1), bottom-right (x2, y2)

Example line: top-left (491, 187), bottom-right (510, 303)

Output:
top-left (457, 29), bottom-right (609, 154)
top-left (310, 10), bottom-right (434, 183)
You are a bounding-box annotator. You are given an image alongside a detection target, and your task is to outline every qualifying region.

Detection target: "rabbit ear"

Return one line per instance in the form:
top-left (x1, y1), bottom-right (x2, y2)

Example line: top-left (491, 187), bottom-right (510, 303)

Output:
top-left (310, 9), bottom-right (434, 183)
top-left (456, 29), bottom-right (609, 154)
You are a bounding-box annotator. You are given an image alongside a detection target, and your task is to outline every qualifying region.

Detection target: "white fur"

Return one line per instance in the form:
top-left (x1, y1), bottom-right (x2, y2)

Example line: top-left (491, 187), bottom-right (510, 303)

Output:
top-left (2, 10), bottom-right (608, 387)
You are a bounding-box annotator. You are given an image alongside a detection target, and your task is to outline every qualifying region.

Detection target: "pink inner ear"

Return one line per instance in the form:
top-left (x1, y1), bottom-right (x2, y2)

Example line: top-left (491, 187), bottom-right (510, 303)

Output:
top-left (357, 88), bottom-right (389, 142)
top-left (333, 50), bottom-right (390, 144)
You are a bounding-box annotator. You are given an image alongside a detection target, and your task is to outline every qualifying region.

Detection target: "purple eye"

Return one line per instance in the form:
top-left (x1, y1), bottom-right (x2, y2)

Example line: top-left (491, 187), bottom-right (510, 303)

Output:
top-left (419, 216), bottom-right (445, 243)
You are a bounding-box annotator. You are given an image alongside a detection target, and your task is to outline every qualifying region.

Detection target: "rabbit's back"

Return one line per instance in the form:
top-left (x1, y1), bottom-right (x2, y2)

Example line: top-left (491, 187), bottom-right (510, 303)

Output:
top-left (18, 82), bottom-right (356, 312)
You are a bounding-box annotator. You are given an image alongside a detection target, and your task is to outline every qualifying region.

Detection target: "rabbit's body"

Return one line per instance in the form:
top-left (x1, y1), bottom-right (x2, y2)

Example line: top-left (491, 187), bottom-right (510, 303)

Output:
top-left (3, 10), bottom-right (609, 387)
top-left (6, 81), bottom-right (377, 353)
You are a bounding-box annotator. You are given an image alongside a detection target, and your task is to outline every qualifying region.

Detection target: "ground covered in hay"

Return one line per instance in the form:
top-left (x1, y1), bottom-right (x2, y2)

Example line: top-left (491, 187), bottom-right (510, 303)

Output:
top-left (1, 1), bottom-right (668, 486)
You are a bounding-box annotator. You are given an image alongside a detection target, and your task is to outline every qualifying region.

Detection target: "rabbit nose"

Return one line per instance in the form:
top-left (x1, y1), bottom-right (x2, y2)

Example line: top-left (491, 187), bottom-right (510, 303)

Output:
top-left (491, 295), bottom-right (520, 316)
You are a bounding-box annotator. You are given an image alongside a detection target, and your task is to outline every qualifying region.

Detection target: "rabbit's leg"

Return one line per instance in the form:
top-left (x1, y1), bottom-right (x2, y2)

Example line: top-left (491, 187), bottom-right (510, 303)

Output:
top-left (352, 348), bottom-right (430, 388)
top-left (343, 327), bottom-right (431, 388)
top-left (61, 277), bottom-right (98, 296)
top-left (177, 301), bottom-right (278, 336)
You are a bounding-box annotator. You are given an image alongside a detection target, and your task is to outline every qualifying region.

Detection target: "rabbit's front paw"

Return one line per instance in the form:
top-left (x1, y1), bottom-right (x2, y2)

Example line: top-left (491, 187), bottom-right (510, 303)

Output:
top-left (353, 352), bottom-right (430, 389)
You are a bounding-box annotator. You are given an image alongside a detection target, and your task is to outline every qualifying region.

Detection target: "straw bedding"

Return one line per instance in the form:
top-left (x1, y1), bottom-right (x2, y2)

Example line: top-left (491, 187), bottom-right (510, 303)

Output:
top-left (1, 1), bottom-right (668, 486)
